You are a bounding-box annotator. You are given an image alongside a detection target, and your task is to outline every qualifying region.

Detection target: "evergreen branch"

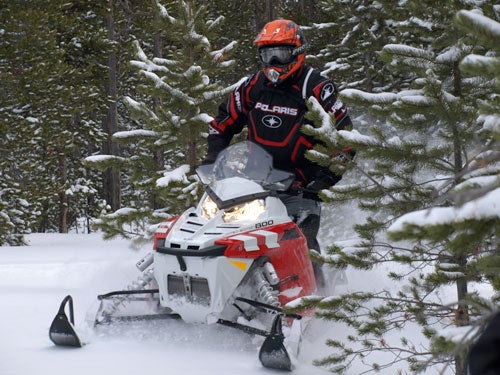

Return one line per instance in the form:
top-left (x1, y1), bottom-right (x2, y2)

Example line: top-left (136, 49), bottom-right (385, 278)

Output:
top-left (340, 89), bottom-right (398, 107)
top-left (210, 40), bottom-right (237, 64)
top-left (320, 337), bottom-right (435, 374)
top-left (139, 70), bottom-right (197, 105)
top-left (454, 10), bottom-right (500, 50)
top-left (351, 163), bottom-right (401, 203)
top-left (381, 44), bottom-right (436, 71)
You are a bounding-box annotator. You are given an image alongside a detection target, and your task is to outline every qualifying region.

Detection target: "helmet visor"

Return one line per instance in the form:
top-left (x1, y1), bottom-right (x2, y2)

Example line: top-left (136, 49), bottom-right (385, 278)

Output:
top-left (259, 46), bottom-right (295, 66)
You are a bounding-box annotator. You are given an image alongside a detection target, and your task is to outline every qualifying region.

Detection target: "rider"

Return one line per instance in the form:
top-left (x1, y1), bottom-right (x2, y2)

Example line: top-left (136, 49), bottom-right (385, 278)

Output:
top-left (203, 19), bottom-right (354, 288)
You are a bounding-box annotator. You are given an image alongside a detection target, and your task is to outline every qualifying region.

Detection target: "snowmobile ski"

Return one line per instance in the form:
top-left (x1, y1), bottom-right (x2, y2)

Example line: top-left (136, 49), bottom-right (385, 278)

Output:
top-left (217, 313), bottom-right (292, 371)
top-left (258, 314), bottom-right (292, 371)
top-left (49, 295), bottom-right (82, 347)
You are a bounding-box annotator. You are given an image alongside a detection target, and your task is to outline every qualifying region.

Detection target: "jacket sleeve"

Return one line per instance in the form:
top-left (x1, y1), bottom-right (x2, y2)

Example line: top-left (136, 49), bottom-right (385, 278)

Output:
top-left (312, 79), bottom-right (353, 132)
top-left (203, 75), bottom-right (256, 164)
top-left (303, 78), bottom-right (355, 199)
top-left (321, 85), bottom-right (356, 161)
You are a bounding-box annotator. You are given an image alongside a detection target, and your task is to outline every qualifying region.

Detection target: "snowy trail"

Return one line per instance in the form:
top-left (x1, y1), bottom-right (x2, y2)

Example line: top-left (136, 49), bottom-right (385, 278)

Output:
top-left (0, 233), bottom-right (331, 375)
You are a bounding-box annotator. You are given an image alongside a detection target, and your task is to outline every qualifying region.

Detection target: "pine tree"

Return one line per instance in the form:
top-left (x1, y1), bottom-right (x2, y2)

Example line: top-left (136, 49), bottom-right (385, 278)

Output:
top-left (388, 7), bottom-right (500, 371)
top-left (206, 0), bottom-right (324, 84)
top-left (0, 0), bottom-right (109, 240)
top-left (295, 2), bottom-right (499, 374)
top-left (0, 2), bottom-right (37, 244)
top-left (89, 0), bottom-right (237, 243)
top-left (205, 0), bottom-right (260, 83)
top-left (310, 0), bottom-right (406, 92)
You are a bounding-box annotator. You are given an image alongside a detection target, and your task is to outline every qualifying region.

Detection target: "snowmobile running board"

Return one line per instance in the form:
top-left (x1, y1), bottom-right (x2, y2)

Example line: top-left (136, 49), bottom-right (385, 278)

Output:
top-left (49, 293), bottom-right (295, 371)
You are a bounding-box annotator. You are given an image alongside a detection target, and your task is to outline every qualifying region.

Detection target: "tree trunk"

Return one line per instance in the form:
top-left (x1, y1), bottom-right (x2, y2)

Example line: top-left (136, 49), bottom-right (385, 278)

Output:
top-left (58, 153), bottom-right (68, 233)
top-left (254, 0), bottom-right (269, 30)
top-left (452, 59), bottom-right (468, 375)
top-left (152, 30), bottom-right (164, 210)
top-left (187, 139), bottom-right (197, 170)
top-left (103, 0), bottom-right (121, 211)
top-left (38, 202), bottom-right (49, 232)
top-left (265, 0), bottom-right (274, 22)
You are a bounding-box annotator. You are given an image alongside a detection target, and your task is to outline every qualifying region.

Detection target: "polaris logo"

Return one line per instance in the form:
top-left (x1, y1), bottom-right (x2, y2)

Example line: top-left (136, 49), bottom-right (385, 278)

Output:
top-left (320, 83), bottom-right (335, 101)
top-left (262, 115), bottom-right (282, 128)
top-left (255, 102), bottom-right (298, 116)
top-left (234, 90), bottom-right (242, 112)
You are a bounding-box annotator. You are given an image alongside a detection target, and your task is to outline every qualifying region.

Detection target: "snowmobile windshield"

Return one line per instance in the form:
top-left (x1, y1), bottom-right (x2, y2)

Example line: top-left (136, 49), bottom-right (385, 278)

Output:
top-left (197, 141), bottom-right (295, 191)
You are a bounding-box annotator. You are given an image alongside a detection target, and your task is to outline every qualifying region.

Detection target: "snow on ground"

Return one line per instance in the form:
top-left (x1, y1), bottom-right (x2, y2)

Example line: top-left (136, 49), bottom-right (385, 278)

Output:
top-left (0, 208), bottom-right (445, 375)
top-left (0, 232), bottom-right (336, 375)
top-left (1, 199), bottom-right (470, 375)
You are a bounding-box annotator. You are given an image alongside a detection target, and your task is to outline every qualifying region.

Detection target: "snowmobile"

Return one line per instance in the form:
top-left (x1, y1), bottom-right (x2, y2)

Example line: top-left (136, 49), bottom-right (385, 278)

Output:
top-left (49, 141), bottom-right (318, 371)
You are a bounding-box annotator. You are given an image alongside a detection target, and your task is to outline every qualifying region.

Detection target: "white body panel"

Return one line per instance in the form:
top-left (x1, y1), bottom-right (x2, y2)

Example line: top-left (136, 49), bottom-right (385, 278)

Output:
top-left (154, 254), bottom-right (253, 323)
top-left (154, 177), bottom-right (291, 324)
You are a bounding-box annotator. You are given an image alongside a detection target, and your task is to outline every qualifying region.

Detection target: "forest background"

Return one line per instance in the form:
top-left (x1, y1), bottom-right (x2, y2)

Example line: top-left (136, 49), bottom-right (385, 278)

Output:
top-left (1, 1), bottom-right (499, 374)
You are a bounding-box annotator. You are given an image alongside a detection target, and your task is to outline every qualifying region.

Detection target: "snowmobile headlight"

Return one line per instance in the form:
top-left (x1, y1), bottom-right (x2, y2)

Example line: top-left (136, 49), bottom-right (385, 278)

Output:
top-left (222, 199), bottom-right (266, 223)
top-left (201, 195), bottom-right (219, 220)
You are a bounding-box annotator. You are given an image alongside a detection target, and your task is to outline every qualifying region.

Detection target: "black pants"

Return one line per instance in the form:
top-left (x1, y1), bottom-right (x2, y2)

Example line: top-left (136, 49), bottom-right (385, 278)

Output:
top-left (468, 312), bottom-right (500, 375)
top-left (278, 192), bottom-right (321, 251)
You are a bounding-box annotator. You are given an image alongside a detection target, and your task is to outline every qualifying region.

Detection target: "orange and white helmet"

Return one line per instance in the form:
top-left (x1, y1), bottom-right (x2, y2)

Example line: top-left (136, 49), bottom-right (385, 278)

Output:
top-left (254, 19), bottom-right (307, 85)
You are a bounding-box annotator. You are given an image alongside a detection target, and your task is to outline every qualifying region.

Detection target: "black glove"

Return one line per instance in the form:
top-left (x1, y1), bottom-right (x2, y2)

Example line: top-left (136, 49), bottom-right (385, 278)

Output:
top-left (201, 157), bottom-right (214, 165)
top-left (302, 170), bottom-right (341, 201)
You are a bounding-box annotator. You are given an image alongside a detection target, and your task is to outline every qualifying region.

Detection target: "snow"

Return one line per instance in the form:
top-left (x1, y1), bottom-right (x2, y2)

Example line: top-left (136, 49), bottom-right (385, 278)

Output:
top-left (4, 186), bottom-right (495, 374)
top-left (3, 173), bottom-right (468, 375)
top-left (26, 116), bottom-right (39, 123)
top-left (85, 155), bottom-right (125, 163)
top-left (123, 96), bottom-right (161, 122)
top-left (156, 2), bottom-right (175, 23)
top-left (113, 129), bottom-right (158, 139)
top-left (479, 113), bottom-right (500, 134)
top-left (457, 9), bottom-right (500, 38)
top-left (103, 207), bottom-right (138, 218)
top-left (389, 187), bottom-right (500, 232)
top-left (409, 16), bottom-right (433, 30)
top-left (341, 88), bottom-right (398, 104)
top-left (436, 46), bottom-right (462, 64)
top-left (211, 40), bottom-right (237, 63)
top-left (192, 113), bottom-right (213, 123)
top-left (455, 175), bottom-right (498, 190)
top-left (0, 232), bottom-right (337, 375)
top-left (156, 164), bottom-right (190, 187)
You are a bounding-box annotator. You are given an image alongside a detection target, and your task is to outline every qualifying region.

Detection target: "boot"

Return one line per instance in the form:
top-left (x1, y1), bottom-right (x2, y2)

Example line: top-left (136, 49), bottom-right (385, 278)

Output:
top-left (312, 262), bottom-right (326, 291)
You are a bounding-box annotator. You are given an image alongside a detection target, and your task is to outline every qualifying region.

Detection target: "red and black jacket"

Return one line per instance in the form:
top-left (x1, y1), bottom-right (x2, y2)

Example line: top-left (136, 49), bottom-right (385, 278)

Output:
top-left (205, 66), bottom-right (353, 190)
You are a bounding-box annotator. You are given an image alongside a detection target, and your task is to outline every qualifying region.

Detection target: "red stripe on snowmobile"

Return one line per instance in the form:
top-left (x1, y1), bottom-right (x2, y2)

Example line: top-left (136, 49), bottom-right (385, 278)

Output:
top-left (217, 222), bottom-right (298, 257)
top-left (215, 221), bottom-right (316, 305)
top-left (153, 216), bottom-right (179, 249)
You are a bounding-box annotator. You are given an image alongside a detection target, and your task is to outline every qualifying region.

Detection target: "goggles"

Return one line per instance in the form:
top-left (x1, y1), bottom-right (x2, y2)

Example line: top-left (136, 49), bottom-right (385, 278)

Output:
top-left (258, 46), bottom-right (296, 66)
